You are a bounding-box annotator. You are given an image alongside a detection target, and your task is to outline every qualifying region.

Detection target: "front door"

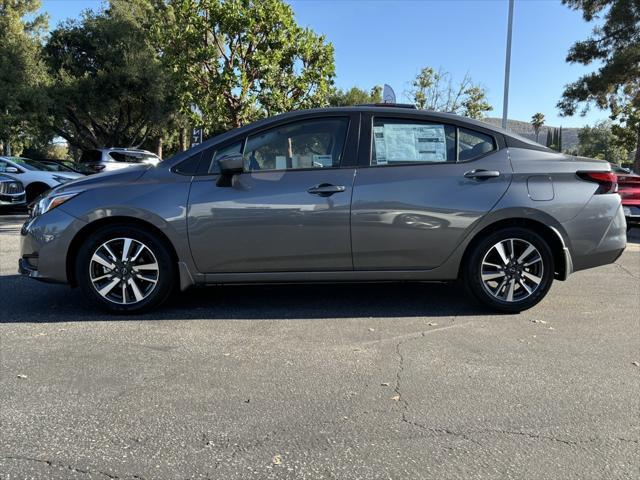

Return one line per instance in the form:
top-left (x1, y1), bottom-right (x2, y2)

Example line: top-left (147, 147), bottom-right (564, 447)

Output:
top-left (351, 115), bottom-right (512, 270)
top-left (187, 115), bottom-right (358, 273)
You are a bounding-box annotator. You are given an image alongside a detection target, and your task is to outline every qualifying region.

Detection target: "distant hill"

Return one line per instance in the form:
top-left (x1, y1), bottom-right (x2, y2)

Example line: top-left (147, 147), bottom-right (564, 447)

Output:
top-left (481, 117), bottom-right (579, 152)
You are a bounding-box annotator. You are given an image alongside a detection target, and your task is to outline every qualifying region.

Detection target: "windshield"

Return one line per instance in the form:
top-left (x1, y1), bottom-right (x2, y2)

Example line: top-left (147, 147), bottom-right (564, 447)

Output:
top-left (9, 157), bottom-right (58, 171)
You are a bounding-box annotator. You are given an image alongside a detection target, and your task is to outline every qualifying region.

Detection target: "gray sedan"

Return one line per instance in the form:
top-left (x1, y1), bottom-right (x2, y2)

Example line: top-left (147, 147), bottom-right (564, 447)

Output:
top-left (18, 106), bottom-right (627, 313)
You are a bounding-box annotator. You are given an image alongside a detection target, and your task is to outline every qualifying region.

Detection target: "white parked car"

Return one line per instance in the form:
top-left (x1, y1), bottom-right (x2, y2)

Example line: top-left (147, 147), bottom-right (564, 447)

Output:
top-left (0, 173), bottom-right (26, 208)
top-left (0, 156), bottom-right (84, 202)
top-left (79, 148), bottom-right (161, 173)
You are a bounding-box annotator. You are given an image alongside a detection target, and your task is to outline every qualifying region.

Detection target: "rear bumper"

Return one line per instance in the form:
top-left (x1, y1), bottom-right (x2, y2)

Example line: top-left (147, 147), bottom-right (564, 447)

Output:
top-left (623, 205), bottom-right (640, 227)
top-left (562, 197), bottom-right (627, 272)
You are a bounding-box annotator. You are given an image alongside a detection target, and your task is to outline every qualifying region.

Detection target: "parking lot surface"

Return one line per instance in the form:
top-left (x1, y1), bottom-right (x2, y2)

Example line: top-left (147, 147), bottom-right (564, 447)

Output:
top-left (1, 213), bottom-right (639, 479)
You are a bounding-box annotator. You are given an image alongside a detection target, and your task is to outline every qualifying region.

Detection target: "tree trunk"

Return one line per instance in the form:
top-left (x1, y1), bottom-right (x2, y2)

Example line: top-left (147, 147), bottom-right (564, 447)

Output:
top-left (634, 125), bottom-right (640, 173)
top-left (156, 136), bottom-right (163, 159)
top-left (179, 128), bottom-right (186, 152)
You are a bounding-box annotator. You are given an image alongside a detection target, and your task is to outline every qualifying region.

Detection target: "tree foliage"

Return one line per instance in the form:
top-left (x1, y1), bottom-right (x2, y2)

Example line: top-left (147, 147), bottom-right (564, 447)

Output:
top-left (153, 0), bottom-right (336, 135)
top-left (578, 120), bottom-right (631, 164)
top-left (327, 86), bottom-right (382, 106)
top-left (0, 0), bottom-right (49, 155)
top-left (530, 112), bottom-right (545, 142)
top-left (408, 67), bottom-right (492, 119)
top-left (44, 0), bottom-right (177, 150)
top-left (558, 0), bottom-right (640, 169)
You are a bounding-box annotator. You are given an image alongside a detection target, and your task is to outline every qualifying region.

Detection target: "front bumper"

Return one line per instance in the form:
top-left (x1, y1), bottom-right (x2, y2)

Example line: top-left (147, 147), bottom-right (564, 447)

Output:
top-left (0, 192), bottom-right (26, 206)
top-left (19, 208), bottom-right (86, 284)
top-left (623, 205), bottom-right (640, 227)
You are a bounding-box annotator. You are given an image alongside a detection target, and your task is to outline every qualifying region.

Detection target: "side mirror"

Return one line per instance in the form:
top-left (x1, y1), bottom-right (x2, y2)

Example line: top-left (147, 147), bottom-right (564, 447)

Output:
top-left (5, 166), bottom-right (20, 174)
top-left (218, 154), bottom-right (244, 175)
top-left (216, 153), bottom-right (244, 187)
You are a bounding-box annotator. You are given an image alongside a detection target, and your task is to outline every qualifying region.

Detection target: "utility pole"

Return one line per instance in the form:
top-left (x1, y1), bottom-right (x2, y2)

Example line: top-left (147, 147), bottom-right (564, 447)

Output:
top-left (502, 0), bottom-right (514, 130)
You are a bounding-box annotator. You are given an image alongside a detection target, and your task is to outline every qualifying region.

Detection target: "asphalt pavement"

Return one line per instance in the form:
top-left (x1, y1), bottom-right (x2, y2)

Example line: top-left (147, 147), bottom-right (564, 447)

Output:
top-left (0, 213), bottom-right (638, 479)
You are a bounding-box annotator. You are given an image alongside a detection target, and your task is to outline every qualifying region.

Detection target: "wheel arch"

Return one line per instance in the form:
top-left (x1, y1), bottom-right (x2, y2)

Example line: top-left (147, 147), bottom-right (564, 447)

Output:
top-left (25, 181), bottom-right (51, 202)
top-left (66, 216), bottom-right (179, 287)
top-left (459, 217), bottom-right (571, 281)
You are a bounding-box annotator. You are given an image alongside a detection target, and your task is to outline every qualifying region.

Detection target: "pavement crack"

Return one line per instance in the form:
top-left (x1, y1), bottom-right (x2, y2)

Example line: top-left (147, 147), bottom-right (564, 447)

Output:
top-left (393, 330), bottom-right (483, 447)
top-left (1, 455), bottom-right (142, 479)
top-left (614, 262), bottom-right (640, 280)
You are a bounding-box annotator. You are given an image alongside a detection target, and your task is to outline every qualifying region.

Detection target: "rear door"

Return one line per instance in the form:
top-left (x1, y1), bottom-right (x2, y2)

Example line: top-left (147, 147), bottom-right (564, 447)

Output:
top-left (187, 113), bottom-right (359, 273)
top-left (351, 113), bottom-right (512, 270)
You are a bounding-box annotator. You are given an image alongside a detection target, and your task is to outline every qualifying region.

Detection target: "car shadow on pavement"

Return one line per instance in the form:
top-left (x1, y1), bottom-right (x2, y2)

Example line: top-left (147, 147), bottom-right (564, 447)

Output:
top-left (0, 274), bottom-right (493, 323)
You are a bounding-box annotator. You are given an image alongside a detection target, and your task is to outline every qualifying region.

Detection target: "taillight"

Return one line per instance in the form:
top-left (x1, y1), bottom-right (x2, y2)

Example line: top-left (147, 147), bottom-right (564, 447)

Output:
top-left (577, 171), bottom-right (618, 194)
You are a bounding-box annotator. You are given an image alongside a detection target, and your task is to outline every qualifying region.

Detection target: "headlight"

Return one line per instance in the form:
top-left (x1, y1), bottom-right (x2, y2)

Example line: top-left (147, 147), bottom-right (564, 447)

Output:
top-left (32, 191), bottom-right (82, 217)
top-left (52, 175), bottom-right (73, 184)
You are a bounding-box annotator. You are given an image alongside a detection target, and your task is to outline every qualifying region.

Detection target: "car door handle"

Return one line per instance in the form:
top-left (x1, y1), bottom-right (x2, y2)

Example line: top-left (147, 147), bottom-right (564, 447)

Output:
top-left (464, 169), bottom-right (501, 180)
top-left (307, 183), bottom-right (346, 197)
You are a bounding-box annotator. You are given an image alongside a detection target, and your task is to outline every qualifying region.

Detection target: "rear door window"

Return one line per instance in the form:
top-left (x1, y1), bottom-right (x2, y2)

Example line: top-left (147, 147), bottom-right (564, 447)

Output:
top-left (371, 118), bottom-right (456, 165)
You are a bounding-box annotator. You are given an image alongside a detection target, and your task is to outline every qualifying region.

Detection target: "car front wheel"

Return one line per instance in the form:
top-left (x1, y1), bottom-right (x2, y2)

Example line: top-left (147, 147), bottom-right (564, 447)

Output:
top-left (464, 227), bottom-right (554, 313)
top-left (76, 225), bottom-right (175, 313)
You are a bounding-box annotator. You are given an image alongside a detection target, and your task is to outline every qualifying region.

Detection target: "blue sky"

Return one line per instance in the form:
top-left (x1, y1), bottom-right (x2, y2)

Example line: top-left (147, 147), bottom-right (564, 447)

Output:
top-left (41, 0), bottom-right (605, 128)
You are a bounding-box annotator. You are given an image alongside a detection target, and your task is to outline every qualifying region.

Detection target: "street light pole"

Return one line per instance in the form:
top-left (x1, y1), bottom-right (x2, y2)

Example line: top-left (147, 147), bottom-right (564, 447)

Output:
top-left (502, 0), bottom-right (514, 130)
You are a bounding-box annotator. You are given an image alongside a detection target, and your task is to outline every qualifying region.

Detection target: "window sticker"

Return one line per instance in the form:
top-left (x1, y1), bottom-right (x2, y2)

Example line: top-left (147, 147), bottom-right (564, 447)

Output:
top-left (375, 123), bottom-right (447, 163)
top-left (313, 154), bottom-right (333, 167)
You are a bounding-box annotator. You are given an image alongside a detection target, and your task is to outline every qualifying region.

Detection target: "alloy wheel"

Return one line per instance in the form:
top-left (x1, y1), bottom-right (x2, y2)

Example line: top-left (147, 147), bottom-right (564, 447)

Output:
top-left (480, 238), bottom-right (544, 302)
top-left (89, 237), bottom-right (159, 305)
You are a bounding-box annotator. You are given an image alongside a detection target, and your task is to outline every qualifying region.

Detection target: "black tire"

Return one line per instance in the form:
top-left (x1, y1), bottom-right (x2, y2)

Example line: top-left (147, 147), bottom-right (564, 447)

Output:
top-left (464, 227), bottom-right (554, 313)
top-left (76, 224), bottom-right (176, 314)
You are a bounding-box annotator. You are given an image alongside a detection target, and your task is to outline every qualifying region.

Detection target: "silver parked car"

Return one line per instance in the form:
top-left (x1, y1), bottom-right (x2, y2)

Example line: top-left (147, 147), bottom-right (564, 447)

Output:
top-left (19, 106), bottom-right (626, 313)
top-left (79, 148), bottom-right (161, 173)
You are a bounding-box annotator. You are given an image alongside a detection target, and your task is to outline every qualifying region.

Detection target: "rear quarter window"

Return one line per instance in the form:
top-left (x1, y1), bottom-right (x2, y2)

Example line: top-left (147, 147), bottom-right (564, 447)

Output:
top-left (79, 150), bottom-right (102, 163)
top-left (458, 128), bottom-right (496, 161)
top-left (109, 152), bottom-right (144, 163)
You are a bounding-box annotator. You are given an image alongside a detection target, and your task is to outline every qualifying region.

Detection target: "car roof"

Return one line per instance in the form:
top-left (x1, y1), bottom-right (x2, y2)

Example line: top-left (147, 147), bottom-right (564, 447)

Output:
top-left (163, 105), bottom-right (554, 167)
top-left (200, 106), bottom-right (549, 150)
top-left (96, 148), bottom-right (155, 154)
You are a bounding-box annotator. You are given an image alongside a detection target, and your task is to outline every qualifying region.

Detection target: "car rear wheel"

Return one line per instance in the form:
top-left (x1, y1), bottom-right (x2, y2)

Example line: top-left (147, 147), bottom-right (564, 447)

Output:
top-left (464, 227), bottom-right (554, 313)
top-left (76, 225), bottom-right (175, 313)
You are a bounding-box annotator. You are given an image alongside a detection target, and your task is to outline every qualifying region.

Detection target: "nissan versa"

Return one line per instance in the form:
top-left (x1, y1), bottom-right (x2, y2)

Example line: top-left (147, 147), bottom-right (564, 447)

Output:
top-left (19, 106), bottom-right (627, 313)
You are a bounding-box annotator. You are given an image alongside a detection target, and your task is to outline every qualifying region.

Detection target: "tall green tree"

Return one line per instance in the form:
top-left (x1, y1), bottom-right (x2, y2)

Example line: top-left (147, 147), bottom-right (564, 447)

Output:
top-left (578, 120), bottom-right (630, 164)
top-left (531, 112), bottom-right (545, 142)
top-left (0, 0), bottom-right (49, 155)
top-left (44, 0), bottom-right (177, 151)
top-left (557, 0), bottom-right (640, 171)
top-left (152, 0), bottom-right (335, 135)
top-left (327, 86), bottom-right (382, 106)
top-left (408, 67), bottom-right (492, 119)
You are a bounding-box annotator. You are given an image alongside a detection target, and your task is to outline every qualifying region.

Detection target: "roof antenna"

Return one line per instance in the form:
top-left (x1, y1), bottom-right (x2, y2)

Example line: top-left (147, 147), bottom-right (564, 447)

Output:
top-left (382, 84), bottom-right (396, 104)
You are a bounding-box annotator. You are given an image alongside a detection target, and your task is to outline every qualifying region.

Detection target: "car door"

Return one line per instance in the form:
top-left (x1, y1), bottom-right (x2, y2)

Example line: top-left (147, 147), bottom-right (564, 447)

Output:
top-left (351, 113), bottom-right (512, 270)
top-left (187, 114), bottom-right (359, 273)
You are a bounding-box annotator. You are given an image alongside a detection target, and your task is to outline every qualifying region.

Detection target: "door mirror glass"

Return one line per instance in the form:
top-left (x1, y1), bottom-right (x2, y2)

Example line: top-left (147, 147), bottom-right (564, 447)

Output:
top-left (5, 166), bottom-right (20, 173)
top-left (218, 154), bottom-right (244, 175)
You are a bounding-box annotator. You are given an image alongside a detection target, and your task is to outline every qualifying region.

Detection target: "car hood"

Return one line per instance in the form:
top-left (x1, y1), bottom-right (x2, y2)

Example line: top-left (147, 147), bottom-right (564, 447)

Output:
top-left (54, 165), bottom-right (149, 194)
